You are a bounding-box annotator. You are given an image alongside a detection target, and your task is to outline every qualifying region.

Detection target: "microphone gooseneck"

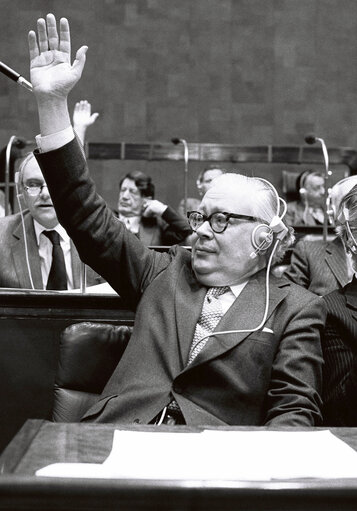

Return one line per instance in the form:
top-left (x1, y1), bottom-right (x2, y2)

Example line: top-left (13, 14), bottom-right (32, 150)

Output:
top-left (304, 133), bottom-right (332, 242)
top-left (171, 137), bottom-right (189, 214)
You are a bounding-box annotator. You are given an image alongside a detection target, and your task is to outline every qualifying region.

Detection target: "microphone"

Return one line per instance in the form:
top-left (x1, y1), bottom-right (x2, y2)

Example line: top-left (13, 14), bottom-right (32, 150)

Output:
top-left (304, 133), bottom-right (317, 145)
top-left (171, 138), bottom-right (181, 145)
top-left (0, 61), bottom-right (33, 92)
top-left (13, 137), bottom-right (28, 149)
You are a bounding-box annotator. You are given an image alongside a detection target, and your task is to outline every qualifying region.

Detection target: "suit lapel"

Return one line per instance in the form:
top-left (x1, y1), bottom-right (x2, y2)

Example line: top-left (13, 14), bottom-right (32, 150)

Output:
top-left (11, 213), bottom-right (43, 289)
top-left (175, 262), bottom-right (207, 367)
top-left (184, 270), bottom-right (289, 370)
top-left (325, 238), bottom-right (348, 287)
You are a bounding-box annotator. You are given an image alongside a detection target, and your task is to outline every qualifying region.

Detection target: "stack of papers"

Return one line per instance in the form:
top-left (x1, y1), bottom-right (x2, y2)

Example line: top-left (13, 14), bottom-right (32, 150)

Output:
top-left (36, 429), bottom-right (357, 480)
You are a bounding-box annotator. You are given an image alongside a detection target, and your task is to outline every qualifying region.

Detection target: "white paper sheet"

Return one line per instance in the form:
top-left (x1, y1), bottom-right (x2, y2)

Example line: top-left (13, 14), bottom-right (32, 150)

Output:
top-left (36, 429), bottom-right (357, 480)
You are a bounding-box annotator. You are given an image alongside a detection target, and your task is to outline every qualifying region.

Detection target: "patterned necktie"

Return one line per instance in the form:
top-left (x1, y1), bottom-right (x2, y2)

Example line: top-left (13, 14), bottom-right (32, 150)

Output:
top-left (163, 286), bottom-right (230, 423)
top-left (43, 230), bottom-right (67, 290)
top-left (188, 286), bottom-right (230, 364)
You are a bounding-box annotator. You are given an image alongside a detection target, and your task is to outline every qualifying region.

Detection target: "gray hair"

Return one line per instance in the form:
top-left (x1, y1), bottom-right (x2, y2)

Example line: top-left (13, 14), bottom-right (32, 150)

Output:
top-left (212, 173), bottom-right (295, 264)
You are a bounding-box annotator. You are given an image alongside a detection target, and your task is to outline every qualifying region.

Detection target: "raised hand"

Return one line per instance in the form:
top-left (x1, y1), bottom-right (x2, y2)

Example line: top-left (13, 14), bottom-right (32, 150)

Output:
top-left (28, 13), bottom-right (87, 100)
top-left (73, 100), bottom-right (99, 144)
top-left (73, 100), bottom-right (99, 128)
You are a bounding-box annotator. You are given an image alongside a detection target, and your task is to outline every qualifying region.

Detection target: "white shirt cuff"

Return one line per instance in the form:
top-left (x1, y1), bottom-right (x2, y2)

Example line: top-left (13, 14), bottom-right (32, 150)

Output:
top-left (35, 126), bottom-right (75, 153)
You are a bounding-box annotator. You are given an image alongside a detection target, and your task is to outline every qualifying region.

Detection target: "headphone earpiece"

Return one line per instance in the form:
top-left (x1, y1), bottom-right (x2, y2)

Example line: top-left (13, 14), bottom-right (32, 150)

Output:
top-left (14, 172), bottom-right (20, 185)
top-left (250, 224), bottom-right (274, 259)
top-left (299, 187), bottom-right (307, 195)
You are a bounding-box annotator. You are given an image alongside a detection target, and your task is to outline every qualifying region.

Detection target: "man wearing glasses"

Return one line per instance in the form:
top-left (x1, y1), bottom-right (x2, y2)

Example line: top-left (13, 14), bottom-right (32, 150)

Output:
top-left (29, 14), bottom-right (325, 426)
top-left (0, 153), bottom-right (102, 289)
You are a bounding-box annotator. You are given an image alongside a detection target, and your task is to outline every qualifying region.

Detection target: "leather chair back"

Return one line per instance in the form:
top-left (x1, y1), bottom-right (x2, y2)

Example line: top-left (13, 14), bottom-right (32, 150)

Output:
top-left (52, 321), bottom-right (132, 422)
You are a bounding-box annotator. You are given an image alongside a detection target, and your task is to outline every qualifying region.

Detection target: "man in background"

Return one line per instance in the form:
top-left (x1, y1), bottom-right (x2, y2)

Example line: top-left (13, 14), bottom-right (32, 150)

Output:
top-left (0, 101), bottom-right (102, 290)
top-left (178, 166), bottom-right (226, 216)
top-left (285, 170), bottom-right (325, 226)
top-left (117, 170), bottom-right (191, 246)
top-left (322, 184), bottom-right (357, 425)
top-left (284, 176), bottom-right (357, 295)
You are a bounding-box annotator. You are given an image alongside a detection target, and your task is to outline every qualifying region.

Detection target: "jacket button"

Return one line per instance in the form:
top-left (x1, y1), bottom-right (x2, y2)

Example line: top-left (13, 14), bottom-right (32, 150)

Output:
top-left (133, 418), bottom-right (140, 423)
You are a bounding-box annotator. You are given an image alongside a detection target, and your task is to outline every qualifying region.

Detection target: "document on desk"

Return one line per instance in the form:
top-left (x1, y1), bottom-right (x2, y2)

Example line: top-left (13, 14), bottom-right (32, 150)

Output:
top-left (36, 429), bottom-right (357, 480)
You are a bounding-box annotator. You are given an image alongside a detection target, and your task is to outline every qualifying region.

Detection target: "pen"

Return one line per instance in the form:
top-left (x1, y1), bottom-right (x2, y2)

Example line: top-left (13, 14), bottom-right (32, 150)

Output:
top-left (0, 61), bottom-right (33, 92)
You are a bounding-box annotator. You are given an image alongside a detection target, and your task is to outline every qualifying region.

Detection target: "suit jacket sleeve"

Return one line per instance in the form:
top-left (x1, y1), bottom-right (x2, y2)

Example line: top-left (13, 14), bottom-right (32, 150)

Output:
top-left (160, 206), bottom-right (192, 244)
top-left (264, 292), bottom-right (325, 426)
top-left (35, 138), bottom-right (173, 308)
top-left (283, 241), bottom-right (311, 289)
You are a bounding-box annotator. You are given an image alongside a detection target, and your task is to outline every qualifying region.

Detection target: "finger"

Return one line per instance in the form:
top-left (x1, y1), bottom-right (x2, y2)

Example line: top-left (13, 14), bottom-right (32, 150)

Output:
top-left (59, 17), bottom-right (71, 57)
top-left (46, 13), bottom-right (59, 50)
top-left (89, 112), bottom-right (99, 124)
top-left (28, 30), bottom-right (39, 61)
top-left (74, 102), bottom-right (80, 113)
top-left (72, 46), bottom-right (88, 76)
top-left (37, 18), bottom-right (49, 53)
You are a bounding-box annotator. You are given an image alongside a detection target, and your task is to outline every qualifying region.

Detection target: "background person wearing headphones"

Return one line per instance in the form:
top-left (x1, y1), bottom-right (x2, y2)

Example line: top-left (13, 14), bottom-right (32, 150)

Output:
top-left (285, 169), bottom-right (326, 226)
top-left (284, 176), bottom-right (357, 296)
top-left (177, 166), bottom-right (226, 217)
top-left (322, 183), bottom-right (357, 425)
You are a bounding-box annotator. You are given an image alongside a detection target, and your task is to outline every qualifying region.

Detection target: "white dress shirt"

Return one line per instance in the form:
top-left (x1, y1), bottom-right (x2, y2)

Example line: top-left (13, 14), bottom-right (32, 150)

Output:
top-left (34, 220), bottom-right (74, 290)
top-left (218, 281), bottom-right (249, 314)
top-left (118, 215), bottom-right (141, 234)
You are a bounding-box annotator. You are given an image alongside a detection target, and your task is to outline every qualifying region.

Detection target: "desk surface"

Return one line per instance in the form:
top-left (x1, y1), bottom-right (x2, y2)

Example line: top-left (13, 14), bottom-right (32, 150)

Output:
top-left (2, 420), bottom-right (357, 511)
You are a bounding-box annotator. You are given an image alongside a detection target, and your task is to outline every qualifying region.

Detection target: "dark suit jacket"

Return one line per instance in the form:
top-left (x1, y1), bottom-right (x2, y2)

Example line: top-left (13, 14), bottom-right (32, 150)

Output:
top-left (0, 210), bottom-right (103, 289)
top-left (283, 237), bottom-right (349, 296)
top-left (36, 138), bottom-right (325, 427)
top-left (322, 279), bottom-right (357, 426)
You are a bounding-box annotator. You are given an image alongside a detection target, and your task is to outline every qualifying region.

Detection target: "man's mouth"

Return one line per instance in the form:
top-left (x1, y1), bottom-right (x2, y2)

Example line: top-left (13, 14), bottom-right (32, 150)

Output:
top-left (195, 246), bottom-right (215, 254)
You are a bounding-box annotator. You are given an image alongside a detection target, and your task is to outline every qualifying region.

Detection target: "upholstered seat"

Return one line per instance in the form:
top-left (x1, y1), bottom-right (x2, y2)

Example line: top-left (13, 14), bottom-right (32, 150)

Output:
top-left (52, 322), bottom-right (132, 422)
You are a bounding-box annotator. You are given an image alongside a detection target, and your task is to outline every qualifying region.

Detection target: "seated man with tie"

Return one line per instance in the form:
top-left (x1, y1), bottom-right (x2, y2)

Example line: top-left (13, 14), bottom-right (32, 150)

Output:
top-left (322, 184), bottom-right (357, 425)
top-left (284, 176), bottom-right (357, 296)
top-left (0, 152), bottom-right (102, 290)
top-left (117, 170), bottom-right (191, 246)
top-left (29, 13), bottom-right (325, 426)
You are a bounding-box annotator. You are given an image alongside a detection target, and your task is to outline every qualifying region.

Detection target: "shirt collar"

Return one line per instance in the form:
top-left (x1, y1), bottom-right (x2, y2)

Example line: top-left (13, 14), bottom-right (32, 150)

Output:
top-left (33, 219), bottom-right (70, 245)
top-left (229, 280), bottom-right (249, 298)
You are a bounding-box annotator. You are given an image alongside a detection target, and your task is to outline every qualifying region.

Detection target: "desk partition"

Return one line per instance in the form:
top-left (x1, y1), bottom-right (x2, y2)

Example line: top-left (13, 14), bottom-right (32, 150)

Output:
top-left (0, 289), bottom-right (134, 454)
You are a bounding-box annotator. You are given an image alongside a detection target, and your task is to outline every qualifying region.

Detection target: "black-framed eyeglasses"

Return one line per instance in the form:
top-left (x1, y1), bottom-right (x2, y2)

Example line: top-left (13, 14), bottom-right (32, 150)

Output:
top-left (23, 183), bottom-right (49, 196)
top-left (187, 211), bottom-right (260, 234)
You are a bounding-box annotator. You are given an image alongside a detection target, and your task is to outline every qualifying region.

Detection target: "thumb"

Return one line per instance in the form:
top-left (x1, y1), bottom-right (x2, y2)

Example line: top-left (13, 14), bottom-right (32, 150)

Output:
top-left (72, 45), bottom-right (88, 76)
top-left (89, 112), bottom-right (100, 124)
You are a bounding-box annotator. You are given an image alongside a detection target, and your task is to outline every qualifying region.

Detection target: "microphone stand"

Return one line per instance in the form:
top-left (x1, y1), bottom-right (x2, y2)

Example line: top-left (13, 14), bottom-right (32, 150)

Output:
top-left (172, 138), bottom-right (189, 214)
top-left (315, 137), bottom-right (331, 243)
top-left (5, 135), bottom-right (17, 216)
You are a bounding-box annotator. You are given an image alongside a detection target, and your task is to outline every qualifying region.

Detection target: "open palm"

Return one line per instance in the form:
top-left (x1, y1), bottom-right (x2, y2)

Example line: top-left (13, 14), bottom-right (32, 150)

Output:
top-left (28, 14), bottom-right (87, 98)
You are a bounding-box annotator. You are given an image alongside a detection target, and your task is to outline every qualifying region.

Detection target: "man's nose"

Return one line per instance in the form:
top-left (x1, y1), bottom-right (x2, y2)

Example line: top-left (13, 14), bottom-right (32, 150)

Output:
top-left (195, 220), bottom-right (213, 238)
top-left (40, 184), bottom-right (50, 198)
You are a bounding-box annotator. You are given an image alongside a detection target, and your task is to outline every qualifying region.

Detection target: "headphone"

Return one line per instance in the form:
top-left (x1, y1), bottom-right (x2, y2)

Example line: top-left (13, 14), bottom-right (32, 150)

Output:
top-left (249, 178), bottom-right (288, 259)
top-left (297, 169), bottom-right (317, 196)
top-left (326, 176), bottom-right (357, 222)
